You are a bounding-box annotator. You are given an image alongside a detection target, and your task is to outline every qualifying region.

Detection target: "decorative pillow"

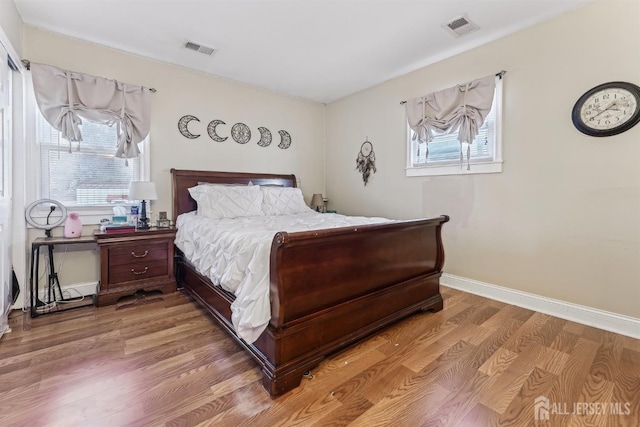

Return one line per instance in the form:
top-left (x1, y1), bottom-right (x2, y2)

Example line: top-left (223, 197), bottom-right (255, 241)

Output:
top-left (188, 184), bottom-right (263, 219)
top-left (260, 186), bottom-right (313, 215)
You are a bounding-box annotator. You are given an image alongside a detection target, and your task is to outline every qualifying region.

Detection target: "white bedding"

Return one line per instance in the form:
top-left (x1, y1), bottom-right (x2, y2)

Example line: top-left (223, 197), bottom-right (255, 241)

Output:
top-left (175, 211), bottom-right (391, 344)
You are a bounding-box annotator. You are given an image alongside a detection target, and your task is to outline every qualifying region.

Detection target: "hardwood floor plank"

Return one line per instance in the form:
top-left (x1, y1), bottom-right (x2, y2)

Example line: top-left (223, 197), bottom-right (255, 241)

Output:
top-left (610, 347), bottom-right (640, 427)
top-left (402, 324), bottom-right (483, 372)
top-left (589, 332), bottom-right (623, 382)
top-left (550, 329), bottom-right (580, 354)
top-left (478, 346), bottom-right (519, 377)
top-left (547, 338), bottom-right (601, 403)
top-left (501, 311), bottom-right (551, 353)
top-left (347, 382), bottom-right (453, 427)
top-left (1, 288), bottom-right (638, 427)
top-left (497, 366), bottom-right (557, 425)
top-left (309, 394), bottom-right (373, 427)
top-left (576, 374), bottom-right (615, 426)
top-left (168, 383), bottom-right (272, 427)
top-left (458, 402), bottom-right (501, 427)
top-left (478, 343), bottom-right (562, 414)
top-left (466, 305), bottom-right (502, 326)
top-left (423, 369), bottom-right (495, 426)
top-left (545, 338), bottom-right (601, 427)
top-left (237, 389), bottom-right (344, 427)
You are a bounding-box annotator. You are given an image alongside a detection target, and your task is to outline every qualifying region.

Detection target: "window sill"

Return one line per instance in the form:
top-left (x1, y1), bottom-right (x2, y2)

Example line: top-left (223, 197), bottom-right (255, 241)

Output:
top-left (406, 160), bottom-right (503, 177)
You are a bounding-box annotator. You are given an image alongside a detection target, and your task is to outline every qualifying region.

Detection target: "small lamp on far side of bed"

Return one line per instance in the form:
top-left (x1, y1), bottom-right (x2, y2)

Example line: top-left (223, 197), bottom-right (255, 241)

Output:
top-left (129, 181), bottom-right (158, 229)
top-left (311, 193), bottom-right (324, 212)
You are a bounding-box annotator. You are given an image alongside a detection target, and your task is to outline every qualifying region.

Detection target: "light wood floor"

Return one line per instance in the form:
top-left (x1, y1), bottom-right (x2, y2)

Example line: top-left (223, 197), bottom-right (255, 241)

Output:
top-left (1, 287), bottom-right (638, 426)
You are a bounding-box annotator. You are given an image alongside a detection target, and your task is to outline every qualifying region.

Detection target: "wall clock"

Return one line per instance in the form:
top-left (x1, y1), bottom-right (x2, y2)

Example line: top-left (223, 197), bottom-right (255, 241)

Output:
top-left (571, 81), bottom-right (640, 137)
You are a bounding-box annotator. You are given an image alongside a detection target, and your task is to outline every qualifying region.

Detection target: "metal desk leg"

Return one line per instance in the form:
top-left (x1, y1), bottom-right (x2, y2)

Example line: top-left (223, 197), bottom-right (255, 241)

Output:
top-left (30, 245), bottom-right (46, 317)
top-left (30, 245), bottom-right (36, 317)
top-left (47, 244), bottom-right (64, 302)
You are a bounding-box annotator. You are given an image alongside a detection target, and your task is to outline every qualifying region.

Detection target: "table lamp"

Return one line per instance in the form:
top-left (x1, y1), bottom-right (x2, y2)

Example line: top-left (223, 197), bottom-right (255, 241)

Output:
top-left (128, 181), bottom-right (157, 229)
top-left (310, 193), bottom-right (324, 212)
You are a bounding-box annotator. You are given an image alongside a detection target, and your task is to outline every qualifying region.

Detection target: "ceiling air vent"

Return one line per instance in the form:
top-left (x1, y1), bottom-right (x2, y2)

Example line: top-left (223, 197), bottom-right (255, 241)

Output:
top-left (442, 14), bottom-right (479, 38)
top-left (184, 41), bottom-right (216, 56)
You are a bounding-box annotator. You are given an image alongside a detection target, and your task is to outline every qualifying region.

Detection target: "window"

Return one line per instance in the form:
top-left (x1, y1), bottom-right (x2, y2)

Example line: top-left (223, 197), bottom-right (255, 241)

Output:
top-left (35, 109), bottom-right (148, 217)
top-left (406, 77), bottom-right (502, 177)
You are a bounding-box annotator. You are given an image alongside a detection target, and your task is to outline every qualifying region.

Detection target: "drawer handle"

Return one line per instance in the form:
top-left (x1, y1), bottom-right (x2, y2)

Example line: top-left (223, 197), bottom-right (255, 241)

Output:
top-left (131, 250), bottom-right (148, 258)
top-left (131, 267), bottom-right (149, 275)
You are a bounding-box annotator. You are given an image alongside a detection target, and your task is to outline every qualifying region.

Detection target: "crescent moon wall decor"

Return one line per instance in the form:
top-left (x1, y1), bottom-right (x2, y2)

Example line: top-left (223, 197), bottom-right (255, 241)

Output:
top-left (231, 123), bottom-right (251, 144)
top-left (207, 119), bottom-right (228, 142)
top-left (178, 115), bottom-right (201, 139)
top-left (277, 130), bottom-right (292, 149)
top-left (257, 127), bottom-right (272, 147)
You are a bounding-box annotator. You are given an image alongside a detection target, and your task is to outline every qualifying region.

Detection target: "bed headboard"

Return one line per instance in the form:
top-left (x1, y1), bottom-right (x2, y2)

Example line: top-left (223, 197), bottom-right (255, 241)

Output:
top-left (170, 169), bottom-right (297, 220)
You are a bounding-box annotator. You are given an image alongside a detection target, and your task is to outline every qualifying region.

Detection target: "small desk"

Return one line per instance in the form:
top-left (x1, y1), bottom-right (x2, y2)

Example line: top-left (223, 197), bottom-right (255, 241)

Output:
top-left (30, 235), bottom-right (97, 317)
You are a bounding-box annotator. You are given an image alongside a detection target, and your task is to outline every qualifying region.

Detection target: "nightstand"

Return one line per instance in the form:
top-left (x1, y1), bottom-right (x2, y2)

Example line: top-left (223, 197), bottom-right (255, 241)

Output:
top-left (94, 227), bottom-right (177, 306)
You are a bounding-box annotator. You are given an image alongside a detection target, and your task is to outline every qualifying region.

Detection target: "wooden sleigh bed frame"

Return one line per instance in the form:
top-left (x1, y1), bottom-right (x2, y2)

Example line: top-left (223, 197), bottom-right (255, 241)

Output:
top-left (171, 169), bottom-right (449, 397)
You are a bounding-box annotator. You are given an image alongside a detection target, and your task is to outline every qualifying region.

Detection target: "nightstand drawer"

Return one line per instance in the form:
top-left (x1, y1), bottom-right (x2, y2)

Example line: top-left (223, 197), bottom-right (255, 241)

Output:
top-left (109, 259), bottom-right (169, 283)
top-left (109, 245), bottom-right (168, 267)
top-left (95, 228), bottom-right (177, 306)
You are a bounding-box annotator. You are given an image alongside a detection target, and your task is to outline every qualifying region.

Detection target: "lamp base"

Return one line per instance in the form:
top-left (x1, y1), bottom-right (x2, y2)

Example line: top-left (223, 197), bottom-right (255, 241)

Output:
top-left (137, 218), bottom-right (151, 230)
top-left (137, 200), bottom-right (151, 229)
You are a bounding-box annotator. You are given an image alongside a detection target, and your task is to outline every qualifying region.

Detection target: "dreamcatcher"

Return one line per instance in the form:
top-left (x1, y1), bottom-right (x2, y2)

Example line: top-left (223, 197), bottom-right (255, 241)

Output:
top-left (355, 139), bottom-right (376, 186)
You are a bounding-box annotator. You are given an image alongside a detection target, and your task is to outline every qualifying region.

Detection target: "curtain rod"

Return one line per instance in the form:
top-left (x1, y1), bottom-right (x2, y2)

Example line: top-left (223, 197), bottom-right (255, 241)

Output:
top-left (21, 59), bottom-right (158, 93)
top-left (399, 70), bottom-right (506, 105)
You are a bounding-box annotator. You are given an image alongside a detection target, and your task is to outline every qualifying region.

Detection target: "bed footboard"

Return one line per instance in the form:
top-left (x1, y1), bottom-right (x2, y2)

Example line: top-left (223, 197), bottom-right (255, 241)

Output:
top-left (251, 215), bottom-right (449, 396)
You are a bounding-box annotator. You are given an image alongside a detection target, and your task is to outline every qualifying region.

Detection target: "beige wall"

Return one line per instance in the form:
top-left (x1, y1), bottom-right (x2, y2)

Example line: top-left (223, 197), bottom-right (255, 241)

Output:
top-left (0, 0), bottom-right (22, 56)
top-left (15, 0), bottom-right (640, 320)
top-left (325, 0), bottom-right (640, 318)
top-left (22, 26), bottom-right (325, 295)
top-left (24, 27), bottom-right (326, 216)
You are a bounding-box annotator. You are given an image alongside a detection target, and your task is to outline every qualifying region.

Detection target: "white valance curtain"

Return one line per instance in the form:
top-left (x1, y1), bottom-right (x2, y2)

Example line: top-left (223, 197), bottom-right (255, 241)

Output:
top-left (406, 74), bottom-right (496, 166)
top-left (30, 63), bottom-right (152, 160)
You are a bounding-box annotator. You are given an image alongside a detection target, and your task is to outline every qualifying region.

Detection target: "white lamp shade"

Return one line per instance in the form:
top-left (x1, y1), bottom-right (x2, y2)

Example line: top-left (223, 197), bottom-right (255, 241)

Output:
top-left (128, 181), bottom-right (158, 201)
top-left (310, 193), bottom-right (324, 208)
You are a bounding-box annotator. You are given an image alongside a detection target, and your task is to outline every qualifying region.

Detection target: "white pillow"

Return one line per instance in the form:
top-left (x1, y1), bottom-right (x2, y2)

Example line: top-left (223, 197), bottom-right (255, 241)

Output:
top-left (260, 186), bottom-right (313, 215)
top-left (188, 184), bottom-right (263, 219)
top-left (197, 181), bottom-right (253, 186)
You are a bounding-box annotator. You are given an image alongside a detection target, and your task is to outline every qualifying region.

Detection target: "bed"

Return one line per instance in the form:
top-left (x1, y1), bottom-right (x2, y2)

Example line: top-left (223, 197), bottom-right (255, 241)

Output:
top-left (171, 169), bottom-right (449, 397)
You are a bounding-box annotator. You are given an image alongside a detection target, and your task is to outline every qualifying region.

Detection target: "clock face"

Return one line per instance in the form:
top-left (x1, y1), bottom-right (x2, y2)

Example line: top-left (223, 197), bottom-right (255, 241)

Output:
top-left (572, 82), bottom-right (640, 137)
top-left (579, 88), bottom-right (637, 130)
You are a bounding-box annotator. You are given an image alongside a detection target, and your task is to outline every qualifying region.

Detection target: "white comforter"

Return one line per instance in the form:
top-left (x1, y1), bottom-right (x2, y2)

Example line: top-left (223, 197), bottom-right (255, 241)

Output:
top-left (175, 211), bottom-right (391, 343)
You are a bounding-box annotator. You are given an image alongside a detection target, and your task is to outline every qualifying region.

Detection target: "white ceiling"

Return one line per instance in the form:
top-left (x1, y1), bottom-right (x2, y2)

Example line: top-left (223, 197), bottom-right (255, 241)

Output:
top-left (13, 0), bottom-right (594, 103)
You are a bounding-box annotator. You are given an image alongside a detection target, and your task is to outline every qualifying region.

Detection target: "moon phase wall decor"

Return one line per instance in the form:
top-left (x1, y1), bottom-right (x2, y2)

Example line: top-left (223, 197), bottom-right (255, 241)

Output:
top-left (178, 115), bottom-right (201, 139)
top-left (257, 127), bottom-right (272, 147)
top-left (178, 115), bottom-right (292, 149)
top-left (277, 130), bottom-right (292, 149)
top-left (207, 120), bottom-right (228, 142)
top-left (231, 123), bottom-right (251, 144)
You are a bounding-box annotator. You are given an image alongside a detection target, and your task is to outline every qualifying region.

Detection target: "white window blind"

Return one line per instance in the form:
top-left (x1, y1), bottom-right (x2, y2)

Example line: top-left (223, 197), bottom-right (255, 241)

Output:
top-left (411, 99), bottom-right (496, 166)
top-left (406, 76), bottom-right (502, 177)
top-left (36, 110), bottom-right (143, 207)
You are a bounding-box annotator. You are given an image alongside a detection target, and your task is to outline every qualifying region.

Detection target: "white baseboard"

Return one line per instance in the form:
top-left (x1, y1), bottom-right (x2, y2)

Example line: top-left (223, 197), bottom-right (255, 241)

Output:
top-left (441, 273), bottom-right (640, 340)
